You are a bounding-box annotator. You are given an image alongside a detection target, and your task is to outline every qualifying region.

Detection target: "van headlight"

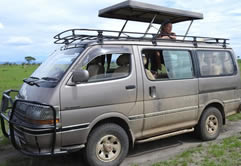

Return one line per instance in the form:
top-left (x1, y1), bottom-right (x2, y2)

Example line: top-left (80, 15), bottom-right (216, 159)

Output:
top-left (15, 101), bottom-right (59, 125)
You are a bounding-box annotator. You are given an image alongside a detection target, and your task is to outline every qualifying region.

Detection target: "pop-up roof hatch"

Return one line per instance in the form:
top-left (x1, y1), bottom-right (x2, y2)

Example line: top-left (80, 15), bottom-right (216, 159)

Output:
top-left (99, 0), bottom-right (203, 24)
top-left (54, 0), bottom-right (228, 48)
top-left (99, 0), bottom-right (203, 39)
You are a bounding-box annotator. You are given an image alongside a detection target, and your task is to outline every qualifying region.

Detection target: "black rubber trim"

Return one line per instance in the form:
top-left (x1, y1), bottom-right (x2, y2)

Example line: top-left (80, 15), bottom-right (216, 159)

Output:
top-left (61, 124), bottom-right (89, 132)
top-left (199, 87), bottom-right (236, 94)
top-left (128, 114), bottom-right (144, 120)
top-left (12, 123), bottom-right (89, 135)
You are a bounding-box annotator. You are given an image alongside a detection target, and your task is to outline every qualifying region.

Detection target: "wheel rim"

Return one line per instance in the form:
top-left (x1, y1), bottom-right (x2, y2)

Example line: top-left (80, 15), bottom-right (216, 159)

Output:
top-left (96, 135), bottom-right (121, 162)
top-left (205, 115), bottom-right (218, 135)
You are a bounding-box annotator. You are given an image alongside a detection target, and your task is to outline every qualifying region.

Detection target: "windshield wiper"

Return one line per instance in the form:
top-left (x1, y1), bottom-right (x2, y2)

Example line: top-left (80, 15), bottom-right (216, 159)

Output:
top-left (29, 76), bottom-right (40, 80)
top-left (41, 77), bottom-right (58, 81)
top-left (23, 78), bottom-right (40, 87)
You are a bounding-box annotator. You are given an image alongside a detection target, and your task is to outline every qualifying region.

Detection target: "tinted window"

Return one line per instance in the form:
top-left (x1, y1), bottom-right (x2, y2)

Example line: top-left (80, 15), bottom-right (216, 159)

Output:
top-left (197, 51), bottom-right (234, 76)
top-left (142, 50), bottom-right (193, 80)
top-left (82, 53), bottom-right (131, 82)
top-left (163, 50), bottom-right (193, 79)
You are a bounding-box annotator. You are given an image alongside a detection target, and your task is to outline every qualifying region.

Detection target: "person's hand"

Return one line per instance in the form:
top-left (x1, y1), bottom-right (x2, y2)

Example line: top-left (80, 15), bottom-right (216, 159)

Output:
top-left (171, 32), bottom-right (176, 36)
top-left (170, 32), bottom-right (176, 39)
top-left (161, 36), bottom-right (170, 39)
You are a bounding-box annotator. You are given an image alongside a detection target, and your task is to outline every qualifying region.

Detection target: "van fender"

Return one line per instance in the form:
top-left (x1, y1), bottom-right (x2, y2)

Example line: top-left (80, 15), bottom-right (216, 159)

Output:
top-left (87, 112), bottom-right (135, 145)
top-left (198, 99), bottom-right (225, 121)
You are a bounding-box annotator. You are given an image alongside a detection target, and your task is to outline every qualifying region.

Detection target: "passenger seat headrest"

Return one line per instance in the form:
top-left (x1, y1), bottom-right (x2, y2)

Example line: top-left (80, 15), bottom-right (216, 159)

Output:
top-left (117, 54), bottom-right (130, 66)
top-left (142, 56), bottom-right (147, 65)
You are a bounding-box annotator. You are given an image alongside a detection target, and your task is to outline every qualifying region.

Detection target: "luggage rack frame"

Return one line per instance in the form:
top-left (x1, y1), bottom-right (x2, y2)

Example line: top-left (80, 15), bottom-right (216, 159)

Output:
top-left (53, 28), bottom-right (229, 48)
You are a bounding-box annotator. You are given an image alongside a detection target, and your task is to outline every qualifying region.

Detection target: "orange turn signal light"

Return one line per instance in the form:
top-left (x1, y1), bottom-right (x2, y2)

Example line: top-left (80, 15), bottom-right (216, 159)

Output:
top-left (26, 118), bottom-right (60, 125)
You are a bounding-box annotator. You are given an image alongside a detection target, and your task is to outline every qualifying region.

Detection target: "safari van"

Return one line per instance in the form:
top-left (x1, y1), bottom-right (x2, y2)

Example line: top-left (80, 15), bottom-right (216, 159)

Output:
top-left (1, 1), bottom-right (241, 166)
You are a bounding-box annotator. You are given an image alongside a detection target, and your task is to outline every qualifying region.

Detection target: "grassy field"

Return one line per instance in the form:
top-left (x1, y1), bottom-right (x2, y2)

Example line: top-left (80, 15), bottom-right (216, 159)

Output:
top-left (151, 134), bottom-right (241, 166)
top-left (0, 65), bottom-right (38, 99)
top-left (0, 65), bottom-right (38, 146)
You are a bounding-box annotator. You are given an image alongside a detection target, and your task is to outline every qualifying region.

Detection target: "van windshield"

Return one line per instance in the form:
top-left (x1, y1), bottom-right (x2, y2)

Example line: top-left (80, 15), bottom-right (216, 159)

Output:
top-left (31, 47), bottom-right (84, 83)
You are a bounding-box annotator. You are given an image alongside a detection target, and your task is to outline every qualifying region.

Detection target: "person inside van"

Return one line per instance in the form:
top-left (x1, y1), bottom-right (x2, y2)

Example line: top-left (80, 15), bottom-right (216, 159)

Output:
top-left (158, 20), bottom-right (176, 40)
top-left (144, 50), bottom-right (168, 79)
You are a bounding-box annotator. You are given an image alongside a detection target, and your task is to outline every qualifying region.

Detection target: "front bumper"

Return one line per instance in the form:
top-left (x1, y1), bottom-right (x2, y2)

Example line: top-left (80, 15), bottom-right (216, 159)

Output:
top-left (0, 89), bottom-right (65, 156)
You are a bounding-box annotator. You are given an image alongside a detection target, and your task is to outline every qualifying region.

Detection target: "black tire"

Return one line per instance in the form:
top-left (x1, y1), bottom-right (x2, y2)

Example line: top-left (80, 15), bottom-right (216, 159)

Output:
top-left (196, 107), bottom-right (223, 141)
top-left (85, 123), bottom-right (129, 166)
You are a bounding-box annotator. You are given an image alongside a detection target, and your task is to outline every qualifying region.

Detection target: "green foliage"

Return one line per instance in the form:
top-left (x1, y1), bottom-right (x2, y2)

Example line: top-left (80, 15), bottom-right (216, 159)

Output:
top-left (24, 56), bottom-right (36, 64)
top-left (0, 156), bottom-right (33, 166)
top-left (152, 134), bottom-right (241, 166)
top-left (227, 113), bottom-right (241, 121)
top-left (0, 64), bottom-right (38, 147)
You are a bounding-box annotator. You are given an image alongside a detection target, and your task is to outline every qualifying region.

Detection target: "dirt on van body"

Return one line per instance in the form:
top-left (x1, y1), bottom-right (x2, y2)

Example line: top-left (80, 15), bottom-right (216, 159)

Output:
top-left (0, 120), bottom-right (241, 166)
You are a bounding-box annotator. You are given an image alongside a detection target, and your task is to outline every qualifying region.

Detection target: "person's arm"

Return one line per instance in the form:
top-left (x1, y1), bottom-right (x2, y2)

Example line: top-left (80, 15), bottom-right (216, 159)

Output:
top-left (170, 32), bottom-right (176, 39)
top-left (160, 33), bottom-right (176, 40)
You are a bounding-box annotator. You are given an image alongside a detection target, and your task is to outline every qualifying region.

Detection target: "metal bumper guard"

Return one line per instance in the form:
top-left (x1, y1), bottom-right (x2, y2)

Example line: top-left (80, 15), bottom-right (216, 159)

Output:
top-left (0, 89), bottom-right (59, 156)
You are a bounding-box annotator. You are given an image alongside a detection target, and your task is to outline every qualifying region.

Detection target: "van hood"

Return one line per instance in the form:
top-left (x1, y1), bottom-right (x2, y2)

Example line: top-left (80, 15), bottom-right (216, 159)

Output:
top-left (18, 83), bottom-right (60, 106)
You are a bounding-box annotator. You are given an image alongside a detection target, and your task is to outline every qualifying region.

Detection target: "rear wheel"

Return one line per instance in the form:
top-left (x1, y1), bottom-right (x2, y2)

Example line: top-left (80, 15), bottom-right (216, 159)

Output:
top-left (196, 107), bottom-right (223, 141)
top-left (85, 123), bottom-right (129, 166)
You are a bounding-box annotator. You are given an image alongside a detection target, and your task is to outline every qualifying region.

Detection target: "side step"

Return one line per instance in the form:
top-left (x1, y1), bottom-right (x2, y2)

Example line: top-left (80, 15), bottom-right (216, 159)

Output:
top-left (61, 144), bottom-right (85, 152)
top-left (136, 128), bottom-right (194, 144)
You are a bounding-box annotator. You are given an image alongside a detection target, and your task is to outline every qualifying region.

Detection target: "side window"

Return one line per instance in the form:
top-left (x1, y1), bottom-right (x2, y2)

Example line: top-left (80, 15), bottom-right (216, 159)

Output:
top-left (81, 53), bottom-right (131, 82)
top-left (142, 49), bottom-right (193, 80)
top-left (197, 51), bottom-right (234, 76)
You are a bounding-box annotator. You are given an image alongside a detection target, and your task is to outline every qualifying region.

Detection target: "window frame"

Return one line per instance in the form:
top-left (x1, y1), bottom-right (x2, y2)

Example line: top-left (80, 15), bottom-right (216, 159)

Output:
top-left (141, 48), bottom-right (196, 81)
top-left (196, 50), bottom-right (237, 78)
top-left (73, 45), bottom-right (133, 84)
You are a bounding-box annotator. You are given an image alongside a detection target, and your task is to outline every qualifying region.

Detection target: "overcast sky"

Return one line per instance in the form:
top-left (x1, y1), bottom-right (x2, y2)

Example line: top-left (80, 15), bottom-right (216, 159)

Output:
top-left (0, 0), bottom-right (241, 63)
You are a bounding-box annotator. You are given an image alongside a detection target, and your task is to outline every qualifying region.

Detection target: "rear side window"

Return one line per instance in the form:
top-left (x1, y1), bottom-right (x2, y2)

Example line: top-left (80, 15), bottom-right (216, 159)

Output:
top-left (197, 51), bottom-right (234, 76)
top-left (142, 49), bottom-right (193, 80)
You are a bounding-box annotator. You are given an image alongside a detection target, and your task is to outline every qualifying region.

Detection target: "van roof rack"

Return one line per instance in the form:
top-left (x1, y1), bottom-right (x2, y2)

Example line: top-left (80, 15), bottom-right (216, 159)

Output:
top-left (53, 1), bottom-right (229, 48)
top-left (53, 28), bottom-right (229, 48)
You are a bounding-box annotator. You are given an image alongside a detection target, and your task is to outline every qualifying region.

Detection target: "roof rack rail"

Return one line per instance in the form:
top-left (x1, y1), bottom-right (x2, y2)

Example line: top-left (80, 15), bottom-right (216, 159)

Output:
top-left (53, 28), bottom-right (229, 48)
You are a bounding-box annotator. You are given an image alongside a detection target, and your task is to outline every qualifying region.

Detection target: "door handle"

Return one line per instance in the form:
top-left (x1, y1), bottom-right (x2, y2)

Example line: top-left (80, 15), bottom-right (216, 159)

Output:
top-left (149, 86), bottom-right (157, 98)
top-left (125, 85), bottom-right (136, 90)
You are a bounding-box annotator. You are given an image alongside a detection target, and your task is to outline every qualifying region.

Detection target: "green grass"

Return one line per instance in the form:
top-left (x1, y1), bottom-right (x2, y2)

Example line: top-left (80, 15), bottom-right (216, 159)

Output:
top-left (0, 65), bottom-right (38, 147)
top-left (0, 156), bottom-right (33, 166)
top-left (151, 134), bottom-right (241, 166)
top-left (238, 59), bottom-right (241, 70)
top-left (0, 121), bottom-right (9, 147)
top-left (227, 113), bottom-right (241, 121)
top-left (0, 65), bottom-right (38, 99)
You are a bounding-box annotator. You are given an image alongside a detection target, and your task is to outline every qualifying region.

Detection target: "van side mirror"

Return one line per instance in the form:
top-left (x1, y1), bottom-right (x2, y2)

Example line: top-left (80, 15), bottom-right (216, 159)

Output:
top-left (71, 69), bottom-right (89, 84)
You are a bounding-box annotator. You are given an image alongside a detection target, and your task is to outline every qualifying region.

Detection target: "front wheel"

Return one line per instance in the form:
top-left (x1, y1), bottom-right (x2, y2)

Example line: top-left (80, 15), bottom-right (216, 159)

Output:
top-left (196, 107), bottom-right (223, 141)
top-left (85, 123), bottom-right (129, 166)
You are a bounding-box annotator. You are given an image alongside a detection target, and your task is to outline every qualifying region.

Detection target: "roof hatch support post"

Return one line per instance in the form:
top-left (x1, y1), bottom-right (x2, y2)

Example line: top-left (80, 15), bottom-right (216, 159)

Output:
top-left (155, 25), bottom-right (162, 37)
top-left (183, 20), bottom-right (193, 40)
top-left (118, 20), bottom-right (128, 38)
top-left (97, 30), bottom-right (103, 43)
top-left (143, 14), bottom-right (157, 38)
